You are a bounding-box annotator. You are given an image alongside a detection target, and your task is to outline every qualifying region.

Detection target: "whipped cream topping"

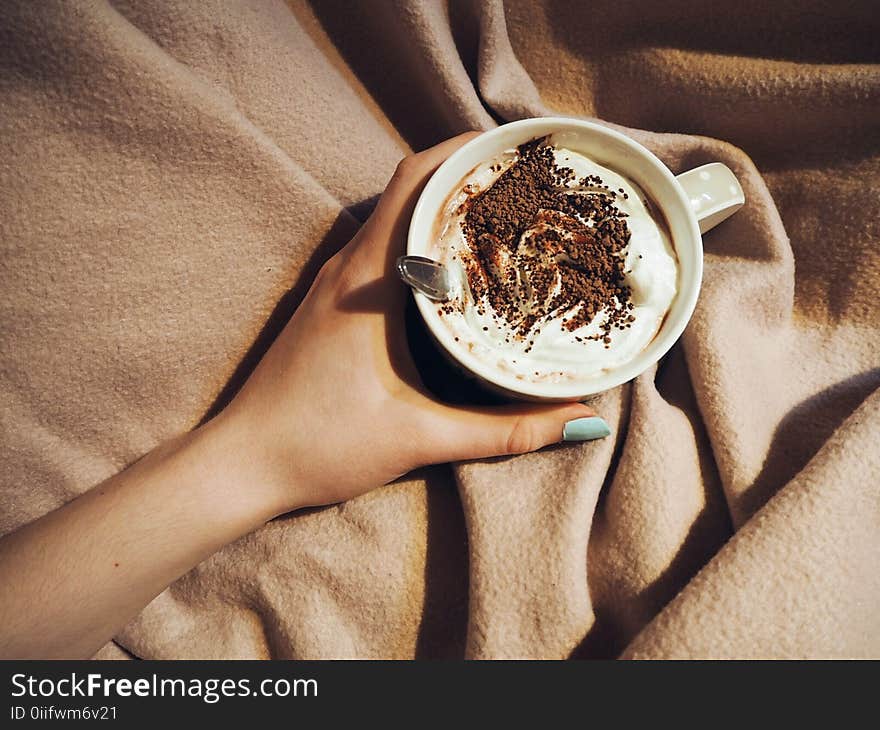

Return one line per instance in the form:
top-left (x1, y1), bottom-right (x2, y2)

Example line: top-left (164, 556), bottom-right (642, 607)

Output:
top-left (431, 136), bottom-right (678, 383)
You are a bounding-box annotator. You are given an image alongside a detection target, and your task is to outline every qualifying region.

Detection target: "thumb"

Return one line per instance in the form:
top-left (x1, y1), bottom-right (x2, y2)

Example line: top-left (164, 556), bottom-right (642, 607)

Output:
top-left (423, 401), bottom-right (611, 463)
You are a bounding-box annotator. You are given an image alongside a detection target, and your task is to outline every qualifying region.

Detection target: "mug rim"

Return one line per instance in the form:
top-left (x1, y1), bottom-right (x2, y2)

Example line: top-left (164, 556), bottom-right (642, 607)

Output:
top-left (407, 116), bottom-right (703, 401)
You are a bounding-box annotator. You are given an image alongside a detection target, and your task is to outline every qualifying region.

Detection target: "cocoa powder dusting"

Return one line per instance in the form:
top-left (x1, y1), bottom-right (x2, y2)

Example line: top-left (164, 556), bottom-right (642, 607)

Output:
top-left (460, 137), bottom-right (635, 348)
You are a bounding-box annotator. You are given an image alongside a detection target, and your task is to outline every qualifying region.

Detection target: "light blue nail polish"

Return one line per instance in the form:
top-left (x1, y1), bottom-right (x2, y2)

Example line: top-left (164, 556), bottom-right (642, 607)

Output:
top-left (563, 417), bottom-right (611, 442)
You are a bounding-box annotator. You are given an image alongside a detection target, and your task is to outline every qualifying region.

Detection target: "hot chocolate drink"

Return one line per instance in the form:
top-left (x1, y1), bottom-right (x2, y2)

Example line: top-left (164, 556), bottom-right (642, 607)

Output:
top-left (429, 133), bottom-right (678, 384)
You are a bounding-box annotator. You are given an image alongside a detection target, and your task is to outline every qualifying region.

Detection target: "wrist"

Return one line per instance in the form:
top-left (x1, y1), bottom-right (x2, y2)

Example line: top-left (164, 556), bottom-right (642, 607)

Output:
top-left (194, 408), bottom-right (305, 523)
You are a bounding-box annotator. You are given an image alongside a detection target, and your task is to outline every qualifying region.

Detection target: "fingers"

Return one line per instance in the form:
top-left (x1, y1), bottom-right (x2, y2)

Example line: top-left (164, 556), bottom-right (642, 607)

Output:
top-left (418, 400), bottom-right (611, 464)
top-left (351, 131), bottom-right (482, 274)
top-left (370, 132), bottom-right (482, 231)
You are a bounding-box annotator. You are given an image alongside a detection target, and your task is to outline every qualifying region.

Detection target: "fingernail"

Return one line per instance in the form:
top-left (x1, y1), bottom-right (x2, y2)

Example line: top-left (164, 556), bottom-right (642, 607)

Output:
top-left (563, 417), bottom-right (611, 442)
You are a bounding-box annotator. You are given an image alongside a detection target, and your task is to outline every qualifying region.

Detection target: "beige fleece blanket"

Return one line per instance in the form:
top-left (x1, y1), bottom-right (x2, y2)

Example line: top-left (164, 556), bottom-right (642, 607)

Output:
top-left (1, 0), bottom-right (878, 659)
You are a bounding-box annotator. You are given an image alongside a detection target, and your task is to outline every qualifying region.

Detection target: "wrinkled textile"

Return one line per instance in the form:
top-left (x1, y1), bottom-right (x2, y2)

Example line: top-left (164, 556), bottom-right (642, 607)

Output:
top-left (1, 0), bottom-right (878, 659)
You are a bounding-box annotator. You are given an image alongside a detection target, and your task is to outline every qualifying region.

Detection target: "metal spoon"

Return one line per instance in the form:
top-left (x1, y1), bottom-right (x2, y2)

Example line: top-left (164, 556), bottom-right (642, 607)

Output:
top-left (396, 255), bottom-right (451, 301)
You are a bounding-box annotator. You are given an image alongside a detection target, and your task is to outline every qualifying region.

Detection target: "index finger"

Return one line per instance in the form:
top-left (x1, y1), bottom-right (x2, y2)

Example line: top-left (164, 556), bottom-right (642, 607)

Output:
top-left (353, 131), bottom-right (482, 272)
top-left (369, 131), bottom-right (483, 234)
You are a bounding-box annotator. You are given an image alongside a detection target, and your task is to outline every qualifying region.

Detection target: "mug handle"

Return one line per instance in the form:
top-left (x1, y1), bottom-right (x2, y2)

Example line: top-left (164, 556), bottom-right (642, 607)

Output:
top-left (675, 162), bottom-right (745, 234)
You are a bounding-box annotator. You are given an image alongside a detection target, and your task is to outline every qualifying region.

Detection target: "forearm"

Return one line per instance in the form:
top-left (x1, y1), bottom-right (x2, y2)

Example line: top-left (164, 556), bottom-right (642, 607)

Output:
top-left (0, 415), bottom-right (284, 659)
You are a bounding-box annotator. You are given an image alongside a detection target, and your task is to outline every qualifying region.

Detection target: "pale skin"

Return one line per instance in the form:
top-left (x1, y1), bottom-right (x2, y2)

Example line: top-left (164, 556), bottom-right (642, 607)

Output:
top-left (0, 134), bottom-right (603, 659)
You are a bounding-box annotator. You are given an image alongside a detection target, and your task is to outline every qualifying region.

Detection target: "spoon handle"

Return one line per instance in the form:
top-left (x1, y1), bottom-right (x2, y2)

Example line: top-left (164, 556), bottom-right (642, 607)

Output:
top-left (396, 255), bottom-right (451, 302)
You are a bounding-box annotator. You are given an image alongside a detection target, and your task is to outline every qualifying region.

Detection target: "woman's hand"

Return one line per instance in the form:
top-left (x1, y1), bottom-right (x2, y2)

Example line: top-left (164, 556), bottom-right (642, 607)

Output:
top-left (219, 133), bottom-right (607, 515)
top-left (0, 133), bottom-right (608, 659)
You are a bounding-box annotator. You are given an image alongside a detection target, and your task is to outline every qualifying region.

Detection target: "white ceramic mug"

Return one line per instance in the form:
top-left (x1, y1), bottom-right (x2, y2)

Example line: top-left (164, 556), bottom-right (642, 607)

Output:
top-left (407, 117), bottom-right (744, 401)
